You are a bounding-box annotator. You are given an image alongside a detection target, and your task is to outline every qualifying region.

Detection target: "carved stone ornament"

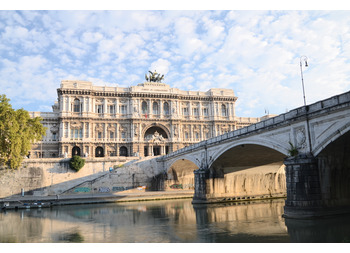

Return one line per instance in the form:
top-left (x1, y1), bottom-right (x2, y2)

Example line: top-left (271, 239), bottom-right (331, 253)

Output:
top-left (148, 131), bottom-right (165, 143)
top-left (50, 125), bottom-right (59, 133)
top-left (71, 122), bottom-right (81, 129)
top-left (296, 127), bottom-right (307, 149)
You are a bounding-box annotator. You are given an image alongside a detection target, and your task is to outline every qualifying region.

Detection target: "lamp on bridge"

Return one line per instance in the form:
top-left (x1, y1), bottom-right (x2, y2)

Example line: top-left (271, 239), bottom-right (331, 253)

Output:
top-left (300, 56), bottom-right (308, 106)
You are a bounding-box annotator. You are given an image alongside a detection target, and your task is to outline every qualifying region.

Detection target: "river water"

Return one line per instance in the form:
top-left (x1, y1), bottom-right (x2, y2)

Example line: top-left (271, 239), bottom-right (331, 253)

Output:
top-left (0, 198), bottom-right (350, 243)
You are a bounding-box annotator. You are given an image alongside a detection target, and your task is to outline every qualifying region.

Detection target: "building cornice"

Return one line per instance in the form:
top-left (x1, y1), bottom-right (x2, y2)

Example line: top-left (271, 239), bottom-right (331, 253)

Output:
top-left (58, 88), bottom-right (237, 102)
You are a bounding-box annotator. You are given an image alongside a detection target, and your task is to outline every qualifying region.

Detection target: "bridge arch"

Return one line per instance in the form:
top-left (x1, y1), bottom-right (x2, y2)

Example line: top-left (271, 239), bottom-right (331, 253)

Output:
top-left (165, 157), bottom-right (199, 190)
top-left (208, 139), bottom-right (288, 169)
top-left (312, 122), bottom-right (350, 156)
top-left (201, 141), bottom-right (287, 201)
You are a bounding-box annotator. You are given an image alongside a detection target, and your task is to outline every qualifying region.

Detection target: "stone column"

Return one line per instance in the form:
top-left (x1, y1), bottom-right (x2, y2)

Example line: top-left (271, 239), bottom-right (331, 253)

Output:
top-left (283, 154), bottom-right (323, 218)
top-left (192, 169), bottom-right (210, 203)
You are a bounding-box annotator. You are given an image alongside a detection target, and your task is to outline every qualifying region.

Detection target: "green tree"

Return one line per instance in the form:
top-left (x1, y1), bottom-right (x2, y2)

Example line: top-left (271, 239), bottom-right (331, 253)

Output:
top-left (69, 155), bottom-right (85, 172)
top-left (0, 94), bottom-right (46, 169)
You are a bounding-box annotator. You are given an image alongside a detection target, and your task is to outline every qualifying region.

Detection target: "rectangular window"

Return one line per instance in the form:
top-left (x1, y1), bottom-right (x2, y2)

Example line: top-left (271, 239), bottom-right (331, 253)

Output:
top-left (98, 132), bottom-right (102, 139)
top-left (71, 129), bottom-right (82, 139)
top-left (203, 108), bottom-right (209, 116)
top-left (96, 104), bottom-right (103, 114)
top-left (120, 105), bottom-right (127, 114)
top-left (52, 132), bottom-right (57, 141)
top-left (110, 131), bottom-right (114, 139)
top-left (182, 107), bottom-right (189, 115)
top-left (109, 105), bottom-right (115, 114)
top-left (193, 108), bottom-right (199, 116)
top-left (73, 104), bottom-right (80, 112)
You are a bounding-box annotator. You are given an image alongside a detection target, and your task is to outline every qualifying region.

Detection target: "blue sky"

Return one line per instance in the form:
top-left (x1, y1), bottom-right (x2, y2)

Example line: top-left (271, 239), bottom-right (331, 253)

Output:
top-left (1, 3), bottom-right (350, 117)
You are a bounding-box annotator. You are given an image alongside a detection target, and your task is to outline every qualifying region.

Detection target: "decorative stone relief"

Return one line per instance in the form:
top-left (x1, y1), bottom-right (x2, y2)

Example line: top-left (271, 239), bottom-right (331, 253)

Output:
top-left (295, 127), bottom-right (307, 150)
top-left (71, 121), bottom-right (81, 129)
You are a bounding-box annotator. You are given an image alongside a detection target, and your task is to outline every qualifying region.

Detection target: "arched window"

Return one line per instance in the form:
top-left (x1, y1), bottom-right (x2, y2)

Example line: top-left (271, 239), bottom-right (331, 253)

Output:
top-left (221, 104), bottom-right (227, 117)
top-left (163, 102), bottom-right (169, 115)
top-left (142, 101), bottom-right (148, 114)
top-left (73, 99), bottom-right (80, 112)
top-left (72, 146), bottom-right (81, 157)
top-left (95, 146), bottom-right (104, 157)
top-left (153, 102), bottom-right (159, 115)
top-left (120, 146), bottom-right (128, 157)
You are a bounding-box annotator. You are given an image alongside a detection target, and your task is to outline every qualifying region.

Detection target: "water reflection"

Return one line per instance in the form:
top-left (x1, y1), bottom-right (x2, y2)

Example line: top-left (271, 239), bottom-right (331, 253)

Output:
top-left (0, 199), bottom-right (349, 242)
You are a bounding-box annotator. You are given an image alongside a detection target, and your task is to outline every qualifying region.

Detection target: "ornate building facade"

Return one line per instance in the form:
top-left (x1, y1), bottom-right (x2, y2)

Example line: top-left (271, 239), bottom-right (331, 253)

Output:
top-left (29, 75), bottom-right (267, 158)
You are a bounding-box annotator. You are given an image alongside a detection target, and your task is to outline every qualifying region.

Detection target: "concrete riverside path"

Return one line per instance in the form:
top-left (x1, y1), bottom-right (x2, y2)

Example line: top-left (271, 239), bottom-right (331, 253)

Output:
top-left (0, 190), bottom-right (194, 209)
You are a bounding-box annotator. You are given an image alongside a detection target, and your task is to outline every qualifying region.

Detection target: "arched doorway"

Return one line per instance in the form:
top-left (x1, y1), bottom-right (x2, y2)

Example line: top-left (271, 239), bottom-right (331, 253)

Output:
top-left (144, 126), bottom-right (168, 140)
top-left (72, 146), bottom-right (81, 157)
top-left (120, 146), bottom-right (128, 157)
top-left (144, 125), bottom-right (169, 157)
top-left (95, 146), bottom-right (104, 157)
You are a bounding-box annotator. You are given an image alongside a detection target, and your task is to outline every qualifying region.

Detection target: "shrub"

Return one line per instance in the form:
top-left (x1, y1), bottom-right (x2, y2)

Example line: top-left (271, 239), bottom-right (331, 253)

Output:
top-left (287, 142), bottom-right (299, 157)
top-left (69, 156), bottom-right (85, 172)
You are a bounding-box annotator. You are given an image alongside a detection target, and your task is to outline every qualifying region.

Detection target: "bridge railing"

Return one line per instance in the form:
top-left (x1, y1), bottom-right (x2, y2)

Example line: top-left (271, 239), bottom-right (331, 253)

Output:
top-left (161, 90), bottom-right (350, 160)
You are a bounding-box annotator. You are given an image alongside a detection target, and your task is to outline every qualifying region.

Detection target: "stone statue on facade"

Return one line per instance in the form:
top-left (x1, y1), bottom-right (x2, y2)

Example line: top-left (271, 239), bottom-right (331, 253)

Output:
top-left (148, 131), bottom-right (165, 143)
top-left (145, 70), bottom-right (164, 83)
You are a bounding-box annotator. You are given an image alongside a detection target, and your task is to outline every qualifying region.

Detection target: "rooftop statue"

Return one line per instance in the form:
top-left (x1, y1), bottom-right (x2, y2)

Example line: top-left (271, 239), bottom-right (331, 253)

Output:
top-left (145, 70), bottom-right (164, 83)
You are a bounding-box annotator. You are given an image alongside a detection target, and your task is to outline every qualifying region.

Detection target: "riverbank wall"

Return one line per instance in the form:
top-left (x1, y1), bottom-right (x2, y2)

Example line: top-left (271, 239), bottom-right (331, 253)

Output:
top-left (0, 157), bottom-right (139, 198)
top-left (0, 156), bottom-right (287, 202)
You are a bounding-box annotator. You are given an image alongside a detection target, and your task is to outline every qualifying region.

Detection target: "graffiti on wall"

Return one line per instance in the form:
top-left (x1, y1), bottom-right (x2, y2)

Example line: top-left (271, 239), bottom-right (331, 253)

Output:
top-left (98, 187), bottom-right (110, 193)
top-left (112, 186), bottom-right (134, 192)
top-left (169, 184), bottom-right (194, 189)
top-left (170, 184), bottom-right (183, 189)
top-left (74, 187), bottom-right (91, 193)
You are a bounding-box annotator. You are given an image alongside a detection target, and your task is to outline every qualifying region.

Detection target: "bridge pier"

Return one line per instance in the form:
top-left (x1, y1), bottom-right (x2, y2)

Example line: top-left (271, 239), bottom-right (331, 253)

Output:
top-left (283, 154), bottom-right (324, 218)
top-left (192, 169), bottom-right (209, 203)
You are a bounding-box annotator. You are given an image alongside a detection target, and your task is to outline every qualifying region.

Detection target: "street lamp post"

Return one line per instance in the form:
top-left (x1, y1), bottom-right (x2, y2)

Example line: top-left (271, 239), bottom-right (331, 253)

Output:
top-left (300, 56), bottom-right (308, 106)
top-left (299, 56), bottom-right (312, 154)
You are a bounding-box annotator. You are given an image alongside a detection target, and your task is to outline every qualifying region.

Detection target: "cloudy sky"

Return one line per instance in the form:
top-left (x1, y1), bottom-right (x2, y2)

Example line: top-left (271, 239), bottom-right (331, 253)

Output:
top-left (1, 4), bottom-right (350, 117)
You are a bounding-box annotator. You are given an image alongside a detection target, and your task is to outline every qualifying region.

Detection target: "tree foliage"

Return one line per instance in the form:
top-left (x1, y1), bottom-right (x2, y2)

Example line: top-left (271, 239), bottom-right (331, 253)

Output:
top-left (0, 94), bottom-right (46, 169)
top-left (69, 155), bottom-right (85, 172)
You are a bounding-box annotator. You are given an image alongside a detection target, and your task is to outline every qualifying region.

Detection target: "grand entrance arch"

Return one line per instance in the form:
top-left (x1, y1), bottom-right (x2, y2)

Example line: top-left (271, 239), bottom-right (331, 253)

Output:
top-left (143, 125), bottom-right (169, 157)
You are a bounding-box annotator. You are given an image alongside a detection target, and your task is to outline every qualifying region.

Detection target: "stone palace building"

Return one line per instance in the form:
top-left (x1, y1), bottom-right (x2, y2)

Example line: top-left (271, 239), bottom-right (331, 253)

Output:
top-left (29, 72), bottom-right (268, 158)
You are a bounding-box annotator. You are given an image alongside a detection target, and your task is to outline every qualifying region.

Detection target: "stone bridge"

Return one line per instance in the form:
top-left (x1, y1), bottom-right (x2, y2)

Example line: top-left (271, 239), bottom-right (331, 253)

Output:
top-left (157, 90), bottom-right (350, 218)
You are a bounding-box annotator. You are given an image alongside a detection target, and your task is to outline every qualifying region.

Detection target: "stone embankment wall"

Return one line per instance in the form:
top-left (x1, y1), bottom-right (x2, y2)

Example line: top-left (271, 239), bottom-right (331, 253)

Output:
top-left (0, 156), bottom-right (286, 200)
top-left (62, 156), bottom-right (164, 195)
top-left (0, 157), bottom-right (139, 198)
top-left (205, 162), bottom-right (286, 201)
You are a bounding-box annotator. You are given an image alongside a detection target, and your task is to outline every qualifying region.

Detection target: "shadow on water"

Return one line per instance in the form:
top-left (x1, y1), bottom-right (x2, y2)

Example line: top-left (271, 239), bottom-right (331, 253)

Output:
top-left (285, 214), bottom-right (350, 243)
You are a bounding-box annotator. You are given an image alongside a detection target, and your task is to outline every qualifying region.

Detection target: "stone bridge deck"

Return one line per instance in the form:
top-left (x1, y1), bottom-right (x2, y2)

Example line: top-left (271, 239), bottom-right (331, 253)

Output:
top-left (161, 90), bottom-right (350, 163)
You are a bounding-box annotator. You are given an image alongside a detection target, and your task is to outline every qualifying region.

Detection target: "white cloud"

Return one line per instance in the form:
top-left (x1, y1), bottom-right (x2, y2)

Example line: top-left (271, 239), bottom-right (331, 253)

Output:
top-left (2, 10), bottom-right (350, 117)
top-left (150, 59), bottom-right (171, 76)
top-left (82, 32), bottom-right (104, 43)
